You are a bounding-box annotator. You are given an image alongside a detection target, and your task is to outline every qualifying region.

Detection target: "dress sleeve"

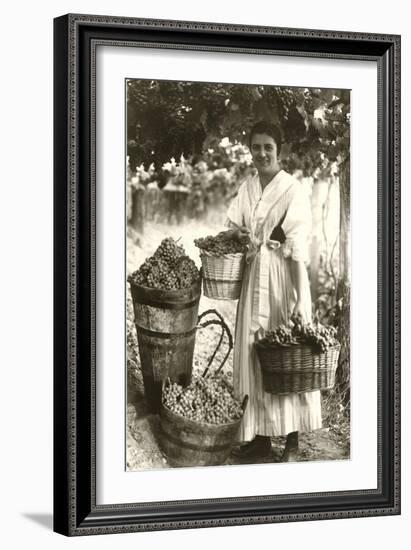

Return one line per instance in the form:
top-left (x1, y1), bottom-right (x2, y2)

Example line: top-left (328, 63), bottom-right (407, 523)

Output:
top-left (281, 185), bottom-right (312, 263)
top-left (225, 182), bottom-right (245, 228)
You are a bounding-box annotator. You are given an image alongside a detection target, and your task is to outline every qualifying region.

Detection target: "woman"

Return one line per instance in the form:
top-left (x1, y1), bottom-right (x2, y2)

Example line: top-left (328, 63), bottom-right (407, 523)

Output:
top-left (225, 121), bottom-right (321, 461)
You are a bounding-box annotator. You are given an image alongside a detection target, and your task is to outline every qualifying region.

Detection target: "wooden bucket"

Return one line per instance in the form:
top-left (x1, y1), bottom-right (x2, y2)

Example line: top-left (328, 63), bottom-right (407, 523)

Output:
top-left (159, 396), bottom-right (248, 467)
top-left (129, 279), bottom-right (201, 413)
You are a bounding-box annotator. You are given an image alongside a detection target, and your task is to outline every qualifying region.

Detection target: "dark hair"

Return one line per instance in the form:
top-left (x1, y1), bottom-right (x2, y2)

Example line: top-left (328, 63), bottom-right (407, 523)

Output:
top-left (249, 121), bottom-right (282, 155)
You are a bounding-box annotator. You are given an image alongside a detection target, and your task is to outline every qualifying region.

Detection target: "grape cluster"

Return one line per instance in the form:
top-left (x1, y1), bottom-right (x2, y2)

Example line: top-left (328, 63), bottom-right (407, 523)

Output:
top-left (298, 323), bottom-right (339, 352)
top-left (194, 233), bottom-right (245, 256)
top-left (263, 325), bottom-right (299, 346)
top-left (128, 238), bottom-right (200, 290)
top-left (162, 373), bottom-right (244, 424)
top-left (273, 87), bottom-right (298, 121)
top-left (154, 237), bottom-right (185, 263)
top-left (262, 316), bottom-right (339, 352)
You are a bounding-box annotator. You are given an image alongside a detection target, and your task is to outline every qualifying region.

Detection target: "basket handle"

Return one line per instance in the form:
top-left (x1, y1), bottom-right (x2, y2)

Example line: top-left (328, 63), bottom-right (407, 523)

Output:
top-left (197, 309), bottom-right (233, 377)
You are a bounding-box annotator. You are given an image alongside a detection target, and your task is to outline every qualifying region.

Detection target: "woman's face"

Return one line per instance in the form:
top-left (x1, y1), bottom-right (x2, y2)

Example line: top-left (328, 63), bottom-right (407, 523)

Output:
top-left (250, 133), bottom-right (280, 179)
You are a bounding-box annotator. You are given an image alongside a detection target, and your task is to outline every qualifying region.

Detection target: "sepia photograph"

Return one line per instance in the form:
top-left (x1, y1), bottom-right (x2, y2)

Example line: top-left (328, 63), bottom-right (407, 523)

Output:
top-left (125, 78), bottom-right (351, 471)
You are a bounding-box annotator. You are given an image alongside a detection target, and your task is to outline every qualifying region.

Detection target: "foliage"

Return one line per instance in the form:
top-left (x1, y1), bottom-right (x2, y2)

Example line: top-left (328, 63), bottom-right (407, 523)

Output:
top-left (127, 139), bottom-right (255, 224)
top-left (127, 80), bottom-right (350, 177)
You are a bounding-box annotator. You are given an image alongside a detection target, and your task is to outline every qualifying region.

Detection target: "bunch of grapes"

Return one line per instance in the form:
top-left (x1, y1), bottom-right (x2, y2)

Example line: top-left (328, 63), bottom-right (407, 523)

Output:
top-left (262, 315), bottom-right (339, 352)
top-left (174, 257), bottom-right (200, 289)
top-left (128, 238), bottom-right (200, 290)
top-left (298, 323), bottom-right (339, 352)
top-left (162, 373), bottom-right (244, 424)
top-left (263, 324), bottom-right (299, 346)
top-left (153, 237), bottom-right (185, 264)
top-left (194, 233), bottom-right (246, 256)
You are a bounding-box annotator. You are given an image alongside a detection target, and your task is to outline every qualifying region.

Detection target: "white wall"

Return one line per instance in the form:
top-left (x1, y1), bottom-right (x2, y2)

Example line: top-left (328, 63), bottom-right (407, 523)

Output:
top-left (1, 0), bottom-right (408, 548)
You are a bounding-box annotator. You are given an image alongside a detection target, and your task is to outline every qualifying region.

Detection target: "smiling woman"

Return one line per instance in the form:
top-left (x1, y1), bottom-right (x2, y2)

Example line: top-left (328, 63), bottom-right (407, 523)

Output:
top-left (225, 120), bottom-right (319, 460)
top-left (249, 121), bottom-right (282, 189)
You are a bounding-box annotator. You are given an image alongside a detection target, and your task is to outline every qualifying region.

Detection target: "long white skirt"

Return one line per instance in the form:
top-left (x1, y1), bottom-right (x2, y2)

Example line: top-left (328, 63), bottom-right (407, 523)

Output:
top-left (233, 249), bottom-right (322, 441)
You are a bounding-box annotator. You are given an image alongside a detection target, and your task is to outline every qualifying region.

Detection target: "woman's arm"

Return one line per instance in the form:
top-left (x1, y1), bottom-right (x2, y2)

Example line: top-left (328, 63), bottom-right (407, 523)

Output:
top-left (289, 259), bottom-right (310, 323)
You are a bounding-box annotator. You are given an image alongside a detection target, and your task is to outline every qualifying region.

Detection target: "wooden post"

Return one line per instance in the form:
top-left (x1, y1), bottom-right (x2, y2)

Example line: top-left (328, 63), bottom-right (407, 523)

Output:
top-left (336, 158), bottom-right (350, 400)
top-left (309, 178), bottom-right (328, 305)
top-left (130, 182), bottom-right (146, 234)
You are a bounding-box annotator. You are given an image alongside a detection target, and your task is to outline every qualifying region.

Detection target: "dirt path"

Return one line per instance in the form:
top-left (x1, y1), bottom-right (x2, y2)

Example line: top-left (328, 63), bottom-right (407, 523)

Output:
top-left (127, 403), bottom-right (349, 471)
top-left (127, 366), bottom-right (349, 471)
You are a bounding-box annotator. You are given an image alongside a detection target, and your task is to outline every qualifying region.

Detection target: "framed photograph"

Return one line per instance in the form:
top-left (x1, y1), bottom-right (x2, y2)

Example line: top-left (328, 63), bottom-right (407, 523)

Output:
top-left (53, 14), bottom-right (400, 536)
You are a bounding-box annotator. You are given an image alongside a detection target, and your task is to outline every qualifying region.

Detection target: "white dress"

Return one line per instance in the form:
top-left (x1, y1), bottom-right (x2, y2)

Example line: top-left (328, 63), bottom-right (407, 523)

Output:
top-left (227, 170), bottom-right (322, 441)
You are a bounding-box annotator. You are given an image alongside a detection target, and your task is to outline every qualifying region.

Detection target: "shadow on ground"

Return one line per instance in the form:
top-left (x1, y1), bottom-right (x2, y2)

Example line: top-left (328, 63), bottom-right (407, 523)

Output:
top-left (23, 513), bottom-right (53, 531)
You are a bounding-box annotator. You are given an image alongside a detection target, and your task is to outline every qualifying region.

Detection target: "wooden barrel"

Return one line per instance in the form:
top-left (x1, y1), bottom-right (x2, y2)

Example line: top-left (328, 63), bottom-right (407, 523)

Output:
top-left (129, 279), bottom-right (201, 413)
top-left (159, 400), bottom-right (246, 467)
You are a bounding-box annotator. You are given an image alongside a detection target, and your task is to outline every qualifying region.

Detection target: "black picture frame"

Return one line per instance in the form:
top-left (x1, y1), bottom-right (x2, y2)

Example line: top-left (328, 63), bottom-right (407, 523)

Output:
top-left (53, 13), bottom-right (401, 536)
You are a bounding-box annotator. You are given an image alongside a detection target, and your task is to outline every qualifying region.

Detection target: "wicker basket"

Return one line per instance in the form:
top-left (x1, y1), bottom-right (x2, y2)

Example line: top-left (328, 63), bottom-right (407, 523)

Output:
top-left (200, 251), bottom-right (245, 300)
top-left (254, 341), bottom-right (341, 394)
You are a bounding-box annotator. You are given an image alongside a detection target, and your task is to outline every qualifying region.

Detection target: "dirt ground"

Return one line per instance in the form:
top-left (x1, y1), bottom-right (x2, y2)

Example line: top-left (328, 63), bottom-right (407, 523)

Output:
top-left (126, 223), bottom-right (350, 471)
top-left (127, 361), bottom-right (349, 471)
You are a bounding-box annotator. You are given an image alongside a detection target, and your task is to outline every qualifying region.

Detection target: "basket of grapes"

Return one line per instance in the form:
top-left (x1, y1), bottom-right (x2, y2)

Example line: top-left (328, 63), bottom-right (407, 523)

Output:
top-left (160, 309), bottom-right (248, 467)
top-left (254, 316), bottom-right (341, 395)
top-left (194, 233), bottom-right (246, 300)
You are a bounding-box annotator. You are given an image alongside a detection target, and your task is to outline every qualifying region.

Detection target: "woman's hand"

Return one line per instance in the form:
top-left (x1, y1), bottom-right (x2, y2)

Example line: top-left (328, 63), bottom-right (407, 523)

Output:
top-left (233, 226), bottom-right (251, 245)
top-left (217, 229), bottom-right (236, 241)
top-left (292, 301), bottom-right (309, 324)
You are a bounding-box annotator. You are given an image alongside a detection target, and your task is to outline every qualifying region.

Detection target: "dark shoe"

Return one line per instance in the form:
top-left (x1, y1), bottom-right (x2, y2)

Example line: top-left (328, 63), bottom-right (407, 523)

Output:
top-left (231, 436), bottom-right (272, 458)
top-left (280, 447), bottom-right (299, 462)
top-left (281, 431), bottom-right (299, 462)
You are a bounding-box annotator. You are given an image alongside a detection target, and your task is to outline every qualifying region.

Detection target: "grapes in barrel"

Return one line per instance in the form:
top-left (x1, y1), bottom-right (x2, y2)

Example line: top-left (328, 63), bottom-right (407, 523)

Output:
top-left (128, 237), bottom-right (200, 290)
top-left (162, 373), bottom-right (244, 424)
